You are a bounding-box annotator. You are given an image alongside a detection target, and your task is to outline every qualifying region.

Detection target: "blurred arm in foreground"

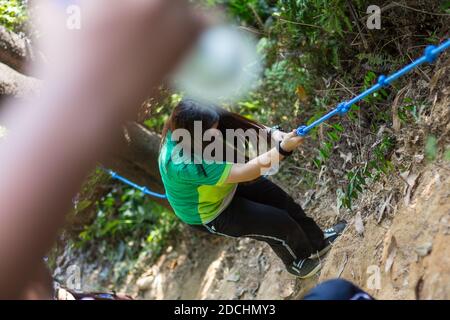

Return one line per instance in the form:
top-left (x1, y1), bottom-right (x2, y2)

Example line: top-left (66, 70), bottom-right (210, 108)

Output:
top-left (0, 0), bottom-right (203, 298)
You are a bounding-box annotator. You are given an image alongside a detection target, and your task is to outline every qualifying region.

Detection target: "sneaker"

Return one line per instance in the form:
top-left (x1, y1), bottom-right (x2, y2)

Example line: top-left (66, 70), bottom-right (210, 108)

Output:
top-left (324, 220), bottom-right (347, 241)
top-left (287, 258), bottom-right (322, 279)
top-left (310, 220), bottom-right (347, 259)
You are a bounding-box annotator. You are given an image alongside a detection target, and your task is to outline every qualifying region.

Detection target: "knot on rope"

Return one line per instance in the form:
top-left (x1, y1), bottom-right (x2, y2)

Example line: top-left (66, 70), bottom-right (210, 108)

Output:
top-left (296, 125), bottom-right (308, 136)
top-left (336, 102), bottom-right (350, 115)
top-left (109, 170), bottom-right (118, 179)
top-left (377, 75), bottom-right (388, 87)
top-left (141, 187), bottom-right (148, 194)
top-left (424, 45), bottom-right (438, 63)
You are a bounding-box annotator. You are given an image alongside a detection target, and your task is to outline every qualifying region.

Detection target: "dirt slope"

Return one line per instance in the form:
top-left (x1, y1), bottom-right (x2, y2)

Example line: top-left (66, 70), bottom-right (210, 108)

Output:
top-left (126, 159), bottom-right (449, 300)
top-left (319, 163), bottom-right (450, 299)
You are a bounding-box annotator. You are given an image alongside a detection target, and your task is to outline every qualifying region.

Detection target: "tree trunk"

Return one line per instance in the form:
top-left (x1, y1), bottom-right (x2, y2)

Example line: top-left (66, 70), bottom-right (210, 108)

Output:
top-left (0, 26), bottom-right (32, 74)
top-left (104, 122), bottom-right (169, 209)
top-left (65, 123), bottom-right (170, 233)
top-left (0, 62), bottom-right (41, 98)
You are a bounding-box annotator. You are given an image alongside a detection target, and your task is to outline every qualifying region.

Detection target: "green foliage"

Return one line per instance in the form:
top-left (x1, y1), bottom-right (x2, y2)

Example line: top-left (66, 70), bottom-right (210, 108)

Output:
top-left (277, 0), bottom-right (354, 36)
top-left (357, 53), bottom-right (389, 68)
top-left (78, 187), bottom-right (179, 263)
top-left (397, 97), bottom-right (429, 124)
top-left (444, 147), bottom-right (450, 162)
top-left (226, 0), bottom-right (271, 26)
top-left (264, 59), bottom-right (310, 104)
top-left (398, 97), bottom-right (418, 123)
top-left (312, 123), bottom-right (343, 169)
top-left (202, 0), bottom-right (274, 26)
top-left (223, 1), bottom-right (402, 211)
top-left (0, 0), bottom-right (27, 32)
top-left (340, 135), bottom-right (395, 209)
top-left (356, 52), bottom-right (403, 71)
top-left (246, 57), bottom-right (313, 127)
top-left (441, 0), bottom-right (450, 13)
top-left (272, 0), bottom-right (367, 70)
top-left (362, 71), bottom-right (388, 104)
top-left (425, 136), bottom-right (438, 161)
top-left (144, 93), bottom-right (182, 132)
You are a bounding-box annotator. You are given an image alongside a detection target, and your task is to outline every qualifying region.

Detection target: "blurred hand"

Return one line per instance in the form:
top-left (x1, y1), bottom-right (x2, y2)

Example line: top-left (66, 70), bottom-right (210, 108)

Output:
top-left (280, 130), bottom-right (304, 152)
top-left (35, 0), bottom-right (204, 117)
top-left (0, 0), bottom-right (204, 298)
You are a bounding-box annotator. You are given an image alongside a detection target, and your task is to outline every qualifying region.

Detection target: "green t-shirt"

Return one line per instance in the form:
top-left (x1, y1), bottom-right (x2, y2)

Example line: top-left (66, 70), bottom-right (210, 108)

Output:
top-left (158, 132), bottom-right (237, 225)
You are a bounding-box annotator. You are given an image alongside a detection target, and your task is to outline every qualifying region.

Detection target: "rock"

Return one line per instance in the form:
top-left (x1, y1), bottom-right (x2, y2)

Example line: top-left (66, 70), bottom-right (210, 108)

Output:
top-left (278, 279), bottom-right (296, 298)
top-left (275, 267), bottom-right (283, 274)
top-left (440, 216), bottom-right (449, 235)
top-left (258, 255), bottom-right (270, 272)
top-left (415, 242), bottom-right (433, 257)
top-left (234, 287), bottom-right (246, 299)
top-left (414, 154), bottom-right (424, 163)
top-left (225, 272), bottom-right (240, 282)
top-left (167, 251), bottom-right (178, 260)
top-left (354, 212), bottom-right (365, 235)
top-left (53, 267), bottom-right (62, 278)
top-left (137, 276), bottom-right (154, 290)
top-left (248, 281), bottom-right (260, 296)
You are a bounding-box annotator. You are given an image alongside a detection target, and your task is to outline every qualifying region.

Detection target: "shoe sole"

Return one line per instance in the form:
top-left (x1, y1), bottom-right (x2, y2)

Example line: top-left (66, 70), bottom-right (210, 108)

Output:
top-left (309, 243), bottom-right (332, 259)
top-left (309, 221), bottom-right (348, 259)
top-left (297, 261), bottom-right (322, 279)
top-left (288, 261), bottom-right (322, 279)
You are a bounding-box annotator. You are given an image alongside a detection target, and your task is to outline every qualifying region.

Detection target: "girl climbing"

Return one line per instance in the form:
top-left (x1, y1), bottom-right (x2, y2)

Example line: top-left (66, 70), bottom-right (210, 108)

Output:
top-left (158, 99), bottom-right (346, 278)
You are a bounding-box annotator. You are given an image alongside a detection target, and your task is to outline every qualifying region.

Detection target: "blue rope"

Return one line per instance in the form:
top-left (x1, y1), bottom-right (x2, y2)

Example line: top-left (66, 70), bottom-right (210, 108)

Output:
top-left (296, 40), bottom-right (450, 136)
top-left (102, 168), bottom-right (167, 199)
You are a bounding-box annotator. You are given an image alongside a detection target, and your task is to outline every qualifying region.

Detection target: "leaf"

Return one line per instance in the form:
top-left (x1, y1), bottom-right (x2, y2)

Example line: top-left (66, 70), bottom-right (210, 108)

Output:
top-left (339, 152), bottom-right (352, 166)
top-left (382, 233), bottom-right (397, 273)
top-left (332, 123), bottom-right (344, 132)
top-left (327, 131), bottom-right (339, 142)
top-left (377, 193), bottom-right (393, 223)
top-left (296, 85), bottom-right (308, 102)
top-left (392, 92), bottom-right (403, 133)
top-left (401, 171), bottom-right (420, 206)
top-left (356, 174), bottom-right (366, 185)
top-left (75, 200), bottom-right (92, 212)
top-left (312, 158), bottom-right (322, 169)
top-left (347, 181), bottom-right (354, 202)
top-left (101, 220), bottom-right (120, 236)
top-left (336, 253), bottom-right (348, 278)
top-left (324, 141), bottom-right (333, 150)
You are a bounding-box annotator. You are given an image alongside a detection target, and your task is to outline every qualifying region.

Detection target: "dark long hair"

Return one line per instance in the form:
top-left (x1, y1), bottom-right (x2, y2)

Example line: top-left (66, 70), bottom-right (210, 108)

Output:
top-left (161, 99), bottom-right (267, 169)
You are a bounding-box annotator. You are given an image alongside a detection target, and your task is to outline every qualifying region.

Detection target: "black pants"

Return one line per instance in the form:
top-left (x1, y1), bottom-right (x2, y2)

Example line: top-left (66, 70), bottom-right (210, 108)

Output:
top-left (191, 178), bottom-right (325, 267)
